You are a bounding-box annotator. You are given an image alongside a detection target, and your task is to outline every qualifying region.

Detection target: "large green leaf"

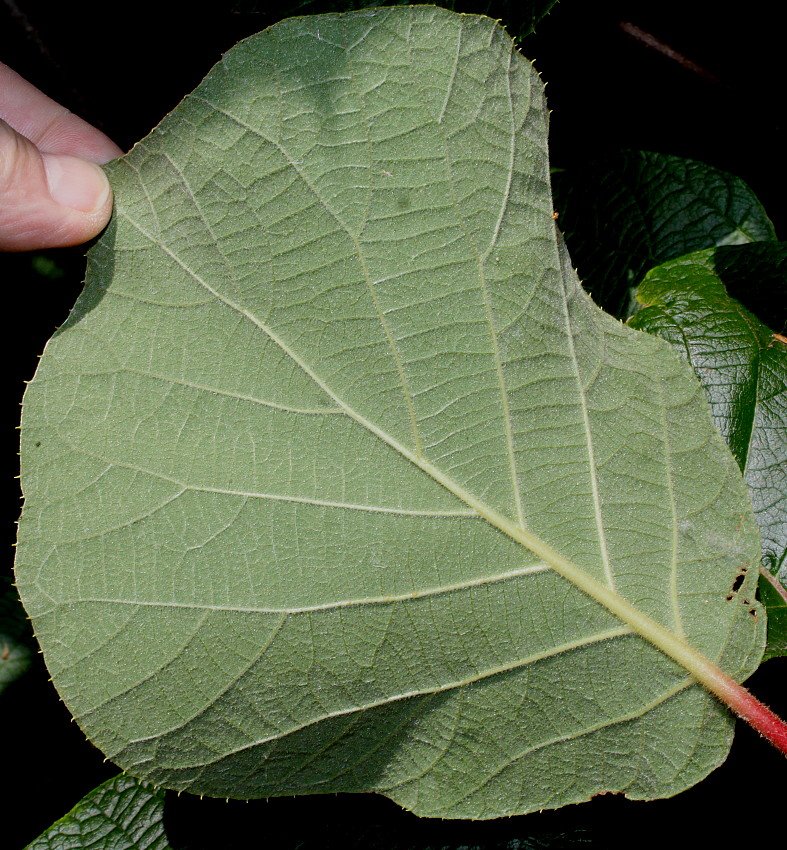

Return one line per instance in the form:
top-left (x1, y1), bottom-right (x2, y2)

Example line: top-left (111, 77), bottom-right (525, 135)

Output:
top-left (15, 7), bottom-right (765, 818)
top-left (26, 775), bottom-right (171, 850)
top-left (629, 246), bottom-right (787, 657)
top-left (552, 151), bottom-right (777, 318)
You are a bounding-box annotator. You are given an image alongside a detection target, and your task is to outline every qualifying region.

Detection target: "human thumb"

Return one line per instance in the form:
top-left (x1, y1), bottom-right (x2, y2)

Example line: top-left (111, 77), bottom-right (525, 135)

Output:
top-left (0, 119), bottom-right (113, 252)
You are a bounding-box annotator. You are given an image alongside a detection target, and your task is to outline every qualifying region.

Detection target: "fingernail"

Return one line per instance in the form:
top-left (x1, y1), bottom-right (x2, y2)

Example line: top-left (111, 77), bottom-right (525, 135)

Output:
top-left (43, 154), bottom-right (111, 213)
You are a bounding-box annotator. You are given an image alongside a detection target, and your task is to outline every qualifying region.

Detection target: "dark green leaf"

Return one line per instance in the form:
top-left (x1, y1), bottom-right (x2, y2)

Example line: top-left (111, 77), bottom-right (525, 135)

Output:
top-left (758, 571), bottom-right (787, 662)
top-left (25, 774), bottom-right (171, 850)
top-left (629, 246), bottom-right (787, 654)
top-left (553, 151), bottom-right (777, 317)
top-left (0, 575), bottom-right (34, 693)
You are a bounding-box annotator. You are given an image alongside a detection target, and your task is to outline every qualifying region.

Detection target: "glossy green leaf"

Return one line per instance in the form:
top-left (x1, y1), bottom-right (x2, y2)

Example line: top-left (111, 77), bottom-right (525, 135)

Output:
top-left (15, 7), bottom-right (764, 819)
top-left (26, 775), bottom-right (171, 850)
top-left (552, 151), bottom-right (777, 317)
top-left (629, 246), bottom-right (787, 656)
top-left (758, 572), bottom-right (787, 662)
top-left (0, 575), bottom-right (34, 693)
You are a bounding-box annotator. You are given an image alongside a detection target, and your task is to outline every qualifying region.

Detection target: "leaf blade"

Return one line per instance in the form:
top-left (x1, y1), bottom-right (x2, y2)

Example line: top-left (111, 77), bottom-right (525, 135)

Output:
top-left (15, 7), bottom-right (765, 818)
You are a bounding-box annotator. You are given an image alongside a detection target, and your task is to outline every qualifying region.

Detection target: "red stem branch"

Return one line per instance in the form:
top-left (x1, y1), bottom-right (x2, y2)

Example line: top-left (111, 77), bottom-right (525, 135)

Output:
top-left (703, 665), bottom-right (787, 756)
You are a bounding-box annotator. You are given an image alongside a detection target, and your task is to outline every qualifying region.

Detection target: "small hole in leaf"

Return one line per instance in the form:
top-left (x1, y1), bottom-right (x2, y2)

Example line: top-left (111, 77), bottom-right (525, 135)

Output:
top-left (725, 593), bottom-right (735, 602)
top-left (749, 608), bottom-right (757, 618)
top-left (731, 573), bottom-right (745, 593)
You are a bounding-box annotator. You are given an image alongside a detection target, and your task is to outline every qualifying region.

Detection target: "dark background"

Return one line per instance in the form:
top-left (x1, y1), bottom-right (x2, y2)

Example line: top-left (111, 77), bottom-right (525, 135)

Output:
top-left (2, 1), bottom-right (784, 847)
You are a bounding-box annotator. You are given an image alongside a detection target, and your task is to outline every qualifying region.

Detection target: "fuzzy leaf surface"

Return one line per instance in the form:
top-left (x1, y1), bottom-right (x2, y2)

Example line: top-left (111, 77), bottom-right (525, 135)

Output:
top-left (15, 7), bottom-right (764, 818)
top-left (552, 151), bottom-right (777, 317)
top-left (630, 246), bottom-right (787, 656)
top-left (25, 775), bottom-right (171, 850)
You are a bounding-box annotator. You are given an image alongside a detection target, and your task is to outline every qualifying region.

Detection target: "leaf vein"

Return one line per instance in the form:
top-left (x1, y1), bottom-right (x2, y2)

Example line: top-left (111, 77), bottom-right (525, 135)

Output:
top-left (56, 562), bottom-right (552, 616)
top-left (557, 253), bottom-right (615, 590)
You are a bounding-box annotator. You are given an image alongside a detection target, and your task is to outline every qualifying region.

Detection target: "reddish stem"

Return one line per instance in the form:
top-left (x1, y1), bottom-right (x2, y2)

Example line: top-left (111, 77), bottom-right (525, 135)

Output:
top-left (704, 665), bottom-right (787, 755)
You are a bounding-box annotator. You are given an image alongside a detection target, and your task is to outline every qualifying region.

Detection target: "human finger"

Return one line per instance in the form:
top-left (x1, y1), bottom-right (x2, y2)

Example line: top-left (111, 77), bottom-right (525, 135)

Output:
top-left (0, 118), bottom-right (113, 251)
top-left (0, 62), bottom-right (122, 162)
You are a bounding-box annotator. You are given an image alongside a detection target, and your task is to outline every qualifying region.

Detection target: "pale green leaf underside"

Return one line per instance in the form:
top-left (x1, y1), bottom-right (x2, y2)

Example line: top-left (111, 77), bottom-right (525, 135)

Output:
top-left (15, 7), bottom-right (764, 818)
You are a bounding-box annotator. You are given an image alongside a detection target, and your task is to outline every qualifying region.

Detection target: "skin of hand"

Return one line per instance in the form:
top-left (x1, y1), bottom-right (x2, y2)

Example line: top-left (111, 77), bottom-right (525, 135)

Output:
top-left (0, 62), bottom-right (123, 251)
